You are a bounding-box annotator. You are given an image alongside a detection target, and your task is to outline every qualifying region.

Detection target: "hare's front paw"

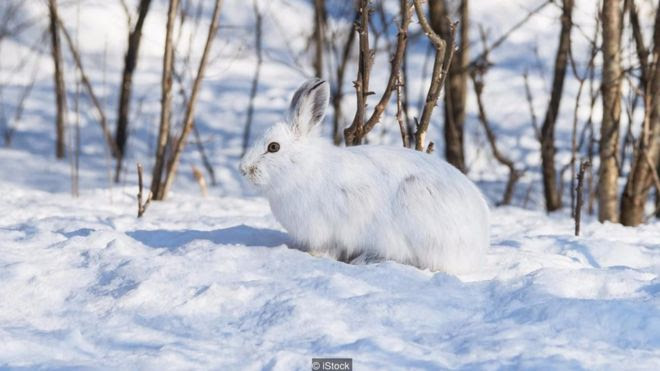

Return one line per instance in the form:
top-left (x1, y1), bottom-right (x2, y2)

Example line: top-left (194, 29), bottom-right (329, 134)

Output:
top-left (307, 249), bottom-right (338, 261)
top-left (307, 249), bottom-right (325, 257)
top-left (306, 245), bottom-right (350, 262)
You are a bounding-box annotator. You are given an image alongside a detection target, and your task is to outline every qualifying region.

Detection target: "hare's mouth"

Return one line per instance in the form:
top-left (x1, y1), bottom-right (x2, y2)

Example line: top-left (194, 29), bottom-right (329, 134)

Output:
top-left (240, 165), bottom-right (264, 185)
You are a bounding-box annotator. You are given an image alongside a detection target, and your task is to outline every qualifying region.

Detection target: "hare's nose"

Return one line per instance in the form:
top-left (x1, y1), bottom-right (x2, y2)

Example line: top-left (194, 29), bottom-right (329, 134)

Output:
top-left (239, 163), bottom-right (254, 177)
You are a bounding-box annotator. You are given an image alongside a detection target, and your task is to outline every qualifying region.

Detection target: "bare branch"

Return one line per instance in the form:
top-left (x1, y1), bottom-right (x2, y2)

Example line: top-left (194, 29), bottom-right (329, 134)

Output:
top-left (468, 0), bottom-right (552, 70)
top-left (3, 55), bottom-right (40, 146)
top-left (344, 0), bottom-right (373, 145)
top-left (413, 0), bottom-right (444, 48)
top-left (471, 71), bottom-right (523, 206)
top-left (115, 0), bottom-right (153, 182)
top-left (120, 0), bottom-right (134, 30)
top-left (567, 15), bottom-right (599, 215)
top-left (150, 0), bottom-right (180, 200)
top-left (137, 163), bottom-right (152, 217)
top-left (159, 0), bottom-right (223, 200)
top-left (172, 67), bottom-right (217, 186)
top-left (626, 0), bottom-right (649, 86)
top-left (312, 0), bottom-right (327, 78)
top-left (413, 0), bottom-right (455, 151)
top-left (242, 0), bottom-right (263, 156)
top-left (522, 70), bottom-right (541, 140)
top-left (395, 72), bottom-right (409, 147)
top-left (575, 160), bottom-right (590, 236)
top-left (48, 0), bottom-right (67, 158)
top-left (331, 9), bottom-right (358, 145)
top-left (192, 165), bottom-right (208, 197)
top-left (362, 1), bottom-right (413, 135)
top-left (56, 15), bottom-right (119, 157)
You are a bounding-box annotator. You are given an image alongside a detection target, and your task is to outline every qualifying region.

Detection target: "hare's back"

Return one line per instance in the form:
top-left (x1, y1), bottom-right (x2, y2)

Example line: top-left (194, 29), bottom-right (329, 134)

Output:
top-left (350, 144), bottom-right (489, 237)
top-left (349, 145), bottom-right (481, 194)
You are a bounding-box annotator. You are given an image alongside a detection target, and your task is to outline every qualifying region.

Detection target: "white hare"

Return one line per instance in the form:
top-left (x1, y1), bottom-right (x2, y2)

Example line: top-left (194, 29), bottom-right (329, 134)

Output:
top-left (240, 79), bottom-right (490, 274)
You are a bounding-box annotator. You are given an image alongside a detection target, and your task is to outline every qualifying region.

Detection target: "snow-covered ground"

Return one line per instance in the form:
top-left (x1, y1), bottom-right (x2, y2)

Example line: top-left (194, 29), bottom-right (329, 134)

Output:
top-left (2, 177), bottom-right (659, 369)
top-left (1, 0), bottom-right (659, 369)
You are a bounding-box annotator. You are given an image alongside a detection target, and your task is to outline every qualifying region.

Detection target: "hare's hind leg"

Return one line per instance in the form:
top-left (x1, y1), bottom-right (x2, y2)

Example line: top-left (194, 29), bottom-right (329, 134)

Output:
top-left (392, 174), bottom-right (460, 271)
top-left (348, 251), bottom-right (385, 265)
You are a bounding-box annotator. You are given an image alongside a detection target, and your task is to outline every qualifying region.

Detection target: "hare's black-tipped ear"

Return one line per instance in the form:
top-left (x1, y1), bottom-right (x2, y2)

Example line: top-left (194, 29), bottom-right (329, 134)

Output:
top-left (288, 78), bottom-right (329, 137)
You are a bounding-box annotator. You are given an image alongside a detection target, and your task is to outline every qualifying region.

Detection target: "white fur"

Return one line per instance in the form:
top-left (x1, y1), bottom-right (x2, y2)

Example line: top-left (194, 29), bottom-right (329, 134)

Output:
top-left (240, 79), bottom-right (490, 274)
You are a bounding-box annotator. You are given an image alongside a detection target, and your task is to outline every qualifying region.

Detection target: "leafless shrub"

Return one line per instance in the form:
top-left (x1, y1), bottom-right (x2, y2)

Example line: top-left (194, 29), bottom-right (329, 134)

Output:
top-left (329, 8), bottom-right (358, 145)
top-left (242, 0), bottom-right (263, 156)
top-left (344, 0), bottom-right (413, 147)
top-left (412, 0), bottom-right (455, 152)
top-left (56, 13), bottom-right (119, 158)
top-left (151, 0), bottom-right (224, 201)
top-left (150, 0), bottom-right (180, 201)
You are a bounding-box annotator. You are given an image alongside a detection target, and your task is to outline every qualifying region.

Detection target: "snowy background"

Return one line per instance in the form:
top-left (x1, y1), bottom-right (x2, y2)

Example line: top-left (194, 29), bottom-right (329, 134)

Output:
top-left (1, 0), bottom-right (659, 369)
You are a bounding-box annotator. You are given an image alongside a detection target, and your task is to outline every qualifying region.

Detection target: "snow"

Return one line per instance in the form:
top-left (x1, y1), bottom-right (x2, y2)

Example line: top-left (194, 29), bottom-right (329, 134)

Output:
top-left (1, 0), bottom-right (660, 369)
top-left (1, 177), bottom-right (659, 369)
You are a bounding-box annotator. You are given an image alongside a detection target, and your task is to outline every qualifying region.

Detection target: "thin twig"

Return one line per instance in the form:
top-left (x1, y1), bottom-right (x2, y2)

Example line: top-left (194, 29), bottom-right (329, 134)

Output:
top-left (585, 41), bottom-right (600, 216)
top-left (56, 15), bottom-right (119, 157)
top-left (150, 0), bottom-right (180, 199)
top-left (192, 165), bottom-right (208, 197)
top-left (3, 56), bottom-right (40, 146)
top-left (119, 0), bottom-right (134, 29)
top-left (425, 141), bottom-right (434, 154)
top-left (522, 70), bottom-right (541, 140)
top-left (567, 19), bottom-right (599, 215)
top-left (312, 0), bottom-right (327, 78)
top-left (395, 72), bottom-right (409, 147)
top-left (172, 67), bottom-right (217, 186)
top-left (331, 9), bottom-right (358, 145)
top-left (412, 0), bottom-right (455, 152)
top-left (362, 0), bottom-right (413, 136)
top-left (137, 163), bottom-right (152, 217)
top-left (413, 0), bottom-right (444, 48)
top-left (344, 0), bottom-right (373, 145)
top-left (48, 0), bottom-right (67, 158)
top-left (471, 71), bottom-right (523, 206)
top-left (467, 0), bottom-right (553, 70)
top-left (242, 0), bottom-right (263, 156)
top-left (575, 160), bottom-right (590, 236)
top-left (626, 0), bottom-right (649, 87)
top-left (159, 0), bottom-right (223, 200)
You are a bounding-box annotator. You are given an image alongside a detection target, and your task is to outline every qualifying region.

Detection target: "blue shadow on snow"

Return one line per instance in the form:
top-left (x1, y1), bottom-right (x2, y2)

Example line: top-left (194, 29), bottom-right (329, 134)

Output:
top-left (127, 224), bottom-right (290, 250)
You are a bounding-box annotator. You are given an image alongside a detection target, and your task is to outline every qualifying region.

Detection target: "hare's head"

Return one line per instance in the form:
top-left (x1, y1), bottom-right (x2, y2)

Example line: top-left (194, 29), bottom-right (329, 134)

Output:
top-left (239, 78), bottom-right (329, 188)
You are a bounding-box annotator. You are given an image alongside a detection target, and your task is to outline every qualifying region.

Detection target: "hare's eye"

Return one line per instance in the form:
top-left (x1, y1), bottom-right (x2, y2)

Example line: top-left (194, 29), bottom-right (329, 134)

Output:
top-left (267, 142), bottom-right (280, 153)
